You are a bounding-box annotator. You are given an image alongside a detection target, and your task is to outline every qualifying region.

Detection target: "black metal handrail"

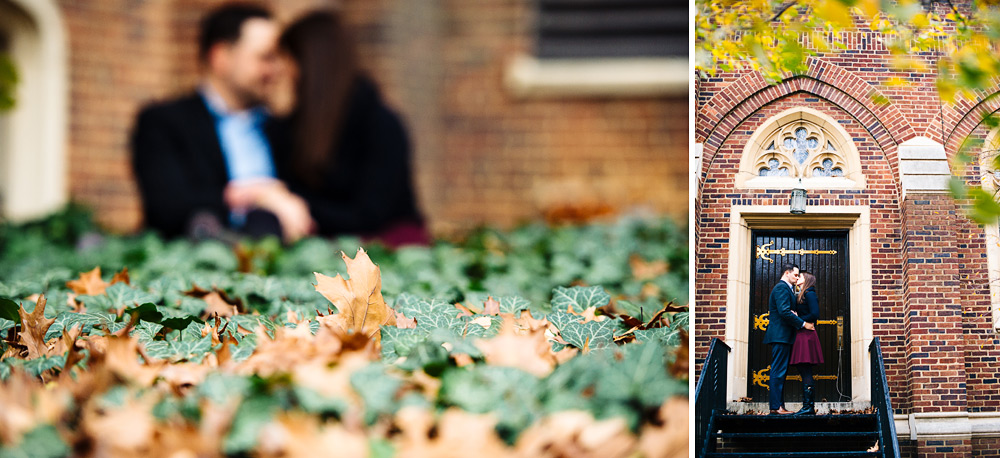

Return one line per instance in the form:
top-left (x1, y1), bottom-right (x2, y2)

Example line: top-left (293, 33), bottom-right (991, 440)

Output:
top-left (695, 337), bottom-right (730, 457)
top-left (869, 337), bottom-right (901, 458)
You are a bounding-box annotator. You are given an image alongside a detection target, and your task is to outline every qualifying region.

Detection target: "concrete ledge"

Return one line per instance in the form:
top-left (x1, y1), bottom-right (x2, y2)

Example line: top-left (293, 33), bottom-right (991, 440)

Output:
top-left (504, 54), bottom-right (688, 98)
top-left (893, 411), bottom-right (1000, 440)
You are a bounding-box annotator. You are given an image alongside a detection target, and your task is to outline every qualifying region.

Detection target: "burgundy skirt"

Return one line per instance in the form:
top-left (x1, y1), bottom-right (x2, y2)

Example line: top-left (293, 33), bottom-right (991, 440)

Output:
top-left (789, 328), bottom-right (824, 365)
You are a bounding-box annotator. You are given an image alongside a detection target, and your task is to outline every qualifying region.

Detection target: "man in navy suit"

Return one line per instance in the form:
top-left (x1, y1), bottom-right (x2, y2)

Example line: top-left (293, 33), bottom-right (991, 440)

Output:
top-left (764, 263), bottom-right (816, 414)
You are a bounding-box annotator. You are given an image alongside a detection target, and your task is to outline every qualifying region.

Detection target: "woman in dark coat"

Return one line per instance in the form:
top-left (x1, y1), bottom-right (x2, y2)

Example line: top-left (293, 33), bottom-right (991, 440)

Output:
top-left (270, 10), bottom-right (428, 246)
top-left (790, 271), bottom-right (824, 415)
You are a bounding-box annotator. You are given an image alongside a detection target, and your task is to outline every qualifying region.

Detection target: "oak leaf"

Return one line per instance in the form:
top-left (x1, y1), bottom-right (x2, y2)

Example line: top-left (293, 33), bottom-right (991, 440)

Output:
top-left (637, 397), bottom-right (689, 458)
top-left (17, 295), bottom-right (55, 359)
top-left (314, 248), bottom-right (395, 345)
top-left (475, 314), bottom-right (556, 377)
top-left (66, 267), bottom-right (109, 296)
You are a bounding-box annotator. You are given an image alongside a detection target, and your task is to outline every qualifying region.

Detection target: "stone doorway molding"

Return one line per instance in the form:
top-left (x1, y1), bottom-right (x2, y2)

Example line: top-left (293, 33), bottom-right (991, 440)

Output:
top-left (724, 205), bottom-right (874, 407)
top-left (0, 0), bottom-right (67, 221)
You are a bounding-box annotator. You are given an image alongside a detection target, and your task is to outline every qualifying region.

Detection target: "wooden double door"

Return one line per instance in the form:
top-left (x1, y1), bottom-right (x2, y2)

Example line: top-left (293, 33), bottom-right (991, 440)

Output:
top-left (747, 230), bottom-right (851, 403)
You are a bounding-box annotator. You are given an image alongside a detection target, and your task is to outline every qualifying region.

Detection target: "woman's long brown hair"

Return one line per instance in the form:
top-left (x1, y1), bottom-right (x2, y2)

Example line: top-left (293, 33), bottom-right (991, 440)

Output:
top-left (278, 10), bottom-right (358, 189)
top-left (797, 271), bottom-right (816, 304)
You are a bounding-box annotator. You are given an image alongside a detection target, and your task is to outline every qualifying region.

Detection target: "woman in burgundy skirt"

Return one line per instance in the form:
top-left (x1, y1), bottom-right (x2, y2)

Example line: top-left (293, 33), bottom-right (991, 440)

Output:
top-left (791, 271), bottom-right (824, 415)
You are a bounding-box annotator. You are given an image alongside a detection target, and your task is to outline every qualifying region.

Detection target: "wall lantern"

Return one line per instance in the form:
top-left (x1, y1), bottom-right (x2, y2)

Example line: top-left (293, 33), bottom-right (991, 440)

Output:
top-left (790, 186), bottom-right (807, 214)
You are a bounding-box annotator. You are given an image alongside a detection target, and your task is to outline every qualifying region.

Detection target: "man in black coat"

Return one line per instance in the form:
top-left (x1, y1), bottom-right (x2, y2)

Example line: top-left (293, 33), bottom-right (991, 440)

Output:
top-left (131, 3), bottom-right (312, 241)
top-left (763, 263), bottom-right (815, 414)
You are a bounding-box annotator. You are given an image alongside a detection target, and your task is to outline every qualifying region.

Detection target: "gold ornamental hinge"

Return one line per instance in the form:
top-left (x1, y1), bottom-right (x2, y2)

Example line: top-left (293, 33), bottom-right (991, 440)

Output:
top-left (755, 242), bottom-right (838, 263)
top-left (753, 365), bottom-right (838, 390)
top-left (754, 312), bottom-right (770, 331)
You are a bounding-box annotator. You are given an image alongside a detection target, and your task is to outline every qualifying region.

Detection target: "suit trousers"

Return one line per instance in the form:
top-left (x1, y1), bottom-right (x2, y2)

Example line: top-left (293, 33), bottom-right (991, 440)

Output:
top-left (769, 342), bottom-right (792, 410)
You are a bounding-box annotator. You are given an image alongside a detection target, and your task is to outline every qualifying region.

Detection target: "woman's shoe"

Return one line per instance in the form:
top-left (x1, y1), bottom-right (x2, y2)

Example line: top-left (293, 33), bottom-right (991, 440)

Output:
top-left (794, 385), bottom-right (816, 415)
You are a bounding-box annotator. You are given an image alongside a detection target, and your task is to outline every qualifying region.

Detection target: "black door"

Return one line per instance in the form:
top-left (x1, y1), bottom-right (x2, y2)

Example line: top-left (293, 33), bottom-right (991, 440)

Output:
top-left (748, 231), bottom-right (851, 403)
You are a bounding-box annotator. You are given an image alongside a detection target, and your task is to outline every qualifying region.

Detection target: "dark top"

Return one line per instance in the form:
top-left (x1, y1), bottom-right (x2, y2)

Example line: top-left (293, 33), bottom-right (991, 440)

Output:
top-left (764, 280), bottom-right (806, 345)
top-left (795, 287), bottom-right (820, 324)
top-left (130, 92), bottom-right (283, 238)
top-left (276, 76), bottom-right (423, 238)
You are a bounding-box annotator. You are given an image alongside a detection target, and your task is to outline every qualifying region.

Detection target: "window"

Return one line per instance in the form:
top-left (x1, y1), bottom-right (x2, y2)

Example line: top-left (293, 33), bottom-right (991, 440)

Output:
top-left (737, 108), bottom-right (865, 189)
top-left (505, 0), bottom-right (687, 97)
top-left (535, 0), bottom-right (687, 59)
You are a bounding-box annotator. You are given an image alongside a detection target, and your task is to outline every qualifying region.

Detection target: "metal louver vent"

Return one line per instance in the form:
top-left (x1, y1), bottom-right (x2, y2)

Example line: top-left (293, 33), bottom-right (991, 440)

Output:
top-left (536, 0), bottom-right (687, 59)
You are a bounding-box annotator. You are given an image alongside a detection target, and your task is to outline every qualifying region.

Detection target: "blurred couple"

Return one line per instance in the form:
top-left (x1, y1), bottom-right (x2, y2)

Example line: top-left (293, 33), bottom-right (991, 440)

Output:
top-left (132, 3), bottom-right (427, 246)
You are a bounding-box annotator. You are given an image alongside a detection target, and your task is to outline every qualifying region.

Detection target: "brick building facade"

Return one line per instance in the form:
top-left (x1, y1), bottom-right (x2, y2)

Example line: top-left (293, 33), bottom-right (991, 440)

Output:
top-left (0, 0), bottom-right (687, 234)
top-left (695, 24), bottom-right (1000, 458)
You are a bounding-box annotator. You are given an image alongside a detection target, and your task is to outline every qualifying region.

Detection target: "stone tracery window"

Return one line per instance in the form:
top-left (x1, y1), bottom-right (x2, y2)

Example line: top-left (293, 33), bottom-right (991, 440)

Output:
top-left (737, 108), bottom-right (864, 189)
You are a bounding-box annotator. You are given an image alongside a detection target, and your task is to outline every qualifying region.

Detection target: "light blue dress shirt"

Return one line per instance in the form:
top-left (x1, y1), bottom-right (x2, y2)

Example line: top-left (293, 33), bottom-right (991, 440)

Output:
top-left (200, 84), bottom-right (277, 227)
top-left (200, 85), bottom-right (277, 183)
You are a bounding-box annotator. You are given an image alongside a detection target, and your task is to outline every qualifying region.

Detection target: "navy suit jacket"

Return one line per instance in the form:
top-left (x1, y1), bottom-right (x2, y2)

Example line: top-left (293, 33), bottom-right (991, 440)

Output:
top-left (131, 93), bottom-right (285, 238)
top-left (763, 280), bottom-right (805, 345)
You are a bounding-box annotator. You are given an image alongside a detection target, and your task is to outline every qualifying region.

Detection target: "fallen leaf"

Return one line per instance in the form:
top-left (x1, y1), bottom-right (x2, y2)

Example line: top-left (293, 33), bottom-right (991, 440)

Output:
top-left (396, 311), bottom-right (417, 329)
top-left (203, 292), bottom-right (237, 318)
top-left (630, 254), bottom-right (668, 280)
top-left (111, 267), bottom-right (131, 285)
top-left (476, 315), bottom-right (556, 377)
top-left (638, 397), bottom-right (688, 458)
top-left (66, 267), bottom-right (109, 296)
top-left (314, 248), bottom-right (395, 344)
top-left (483, 296), bottom-right (500, 316)
top-left (17, 295), bottom-right (55, 359)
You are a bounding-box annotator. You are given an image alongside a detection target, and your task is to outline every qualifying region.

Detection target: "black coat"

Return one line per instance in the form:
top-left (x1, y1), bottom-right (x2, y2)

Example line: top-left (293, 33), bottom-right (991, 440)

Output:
top-left (795, 287), bottom-right (820, 324)
top-left (764, 280), bottom-right (805, 345)
top-left (130, 93), bottom-right (284, 238)
top-left (277, 76), bottom-right (423, 237)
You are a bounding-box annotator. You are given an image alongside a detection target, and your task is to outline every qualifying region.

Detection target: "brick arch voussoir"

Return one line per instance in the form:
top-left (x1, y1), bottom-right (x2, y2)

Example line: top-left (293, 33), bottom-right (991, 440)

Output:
top-left (698, 62), bottom-right (912, 190)
top-left (945, 90), bottom-right (1000, 155)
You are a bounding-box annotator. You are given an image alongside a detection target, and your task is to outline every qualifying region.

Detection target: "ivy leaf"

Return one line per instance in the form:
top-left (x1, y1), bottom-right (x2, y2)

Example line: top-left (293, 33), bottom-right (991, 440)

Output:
top-left (496, 296), bottom-right (531, 315)
top-left (0, 424), bottom-right (69, 458)
top-left (559, 318), bottom-right (621, 351)
top-left (350, 364), bottom-right (403, 425)
top-left (223, 395), bottom-right (279, 454)
top-left (551, 286), bottom-right (610, 313)
top-left (0, 297), bottom-right (20, 324)
top-left (122, 303), bottom-right (163, 324)
top-left (78, 283), bottom-right (157, 314)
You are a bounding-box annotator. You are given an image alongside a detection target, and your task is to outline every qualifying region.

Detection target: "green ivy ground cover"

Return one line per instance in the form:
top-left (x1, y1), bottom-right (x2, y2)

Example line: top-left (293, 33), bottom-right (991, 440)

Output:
top-left (0, 208), bottom-right (689, 457)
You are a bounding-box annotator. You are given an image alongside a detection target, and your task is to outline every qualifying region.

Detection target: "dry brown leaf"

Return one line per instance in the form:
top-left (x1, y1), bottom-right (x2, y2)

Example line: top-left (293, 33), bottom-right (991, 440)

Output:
top-left (638, 397), bottom-right (688, 458)
top-left (202, 292), bottom-right (237, 318)
top-left (630, 253), bottom-right (668, 280)
top-left (111, 267), bottom-right (131, 285)
top-left (396, 408), bottom-right (509, 458)
top-left (66, 267), bottom-right (109, 296)
top-left (669, 329), bottom-right (689, 379)
top-left (396, 311), bottom-right (417, 329)
top-left (314, 248), bottom-right (395, 344)
top-left (104, 336), bottom-right (165, 386)
top-left (83, 394), bottom-right (158, 457)
top-left (17, 295), bottom-right (55, 359)
top-left (476, 315), bottom-right (556, 377)
top-left (257, 412), bottom-right (368, 458)
top-left (484, 296), bottom-right (500, 315)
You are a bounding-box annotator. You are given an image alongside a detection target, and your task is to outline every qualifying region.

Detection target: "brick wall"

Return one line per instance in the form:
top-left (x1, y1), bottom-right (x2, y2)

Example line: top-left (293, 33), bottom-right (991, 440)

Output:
top-left (44, 0), bottom-right (687, 233)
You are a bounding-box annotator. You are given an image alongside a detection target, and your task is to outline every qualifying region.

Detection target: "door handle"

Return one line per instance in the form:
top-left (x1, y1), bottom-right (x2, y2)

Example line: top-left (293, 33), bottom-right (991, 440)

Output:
top-left (837, 315), bottom-right (844, 350)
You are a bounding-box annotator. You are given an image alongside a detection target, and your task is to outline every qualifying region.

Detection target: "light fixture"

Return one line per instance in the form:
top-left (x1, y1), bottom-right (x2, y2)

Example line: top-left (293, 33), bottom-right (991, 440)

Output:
top-left (790, 183), bottom-right (807, 214)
